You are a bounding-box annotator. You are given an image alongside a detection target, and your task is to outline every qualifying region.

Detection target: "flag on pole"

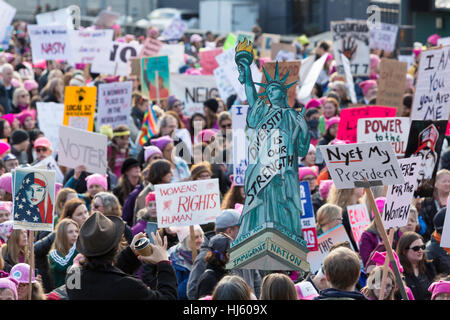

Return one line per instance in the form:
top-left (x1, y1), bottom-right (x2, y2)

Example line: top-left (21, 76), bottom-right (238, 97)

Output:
top-left (139, 103), bottom-right (158, 146)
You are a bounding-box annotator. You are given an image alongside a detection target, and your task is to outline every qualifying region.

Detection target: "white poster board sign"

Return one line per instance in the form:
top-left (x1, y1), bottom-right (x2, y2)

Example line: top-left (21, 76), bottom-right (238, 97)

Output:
top-left (0, 0), bottom-right (16, 45)
top-left (33, 156), bottom-right (64, 184)
top-left (97, 81), bottom-right (132, 129)
top-left (232, 105), bottom-right (249, 186)
top-left (342, 53), bottom-right (357, 104)
top-left (155, 179), bottom-right (221, 228)
top-left (36, 102), bottom-right (65, 154)
top-left (28, 25), bottom-right (71, 63)
top-left (36, 7), bottom-right (74, 29)
top-left (69, 29), bottom-right (114, 65)
top-left (369, 23), bottom-right (398, 52)
top-left (161, 17), bottom-right (188, 41)
top-left (347, 203), bottom-right (371, 249)
top-left (91, 40), bottom-right (142, 76)
top-left (213, 66), bottom-right (236, 101)
top-left (297, 53), bottom-right (327, 103)
top-left (441, 197), bottom-right (450, 248)
top-left (159, 44), bottom-right (185, 74)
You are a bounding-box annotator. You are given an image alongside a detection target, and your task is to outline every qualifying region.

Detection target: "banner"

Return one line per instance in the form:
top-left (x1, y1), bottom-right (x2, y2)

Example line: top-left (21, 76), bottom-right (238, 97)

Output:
top-left (441, 197), bottom-right (450, 248)
top-left (69, 29), bottom-right (114, 65)
top-left (299, 55), bottom-right (315, 86)
top-left (271, 42), bottom-right (296, 61)
top-left (155, 179), bottom-right (221, 228)
top-left (319, 141), bottom-right (405, 189)
top-left (376, 58), bottom-right (407, 112)
top-left (36, 7), bottom-right (73, 29)
top-left (404, 120), bottom-right (448, 198)
top-left (231, 105), bottom-right (249, 186)
top-left (300, 181), bottom-right (318, 251)
top-left (297, 53), bottom-right (327, 103)
top-left (383, 157), bottom-right (420, 230)
top-left (347, 203), bottom-right (371, 249)
top-left (141, 56), bottom-right (170, 101)
top-left (36, 102), bottom-right (64, 153)
top-left (213, 66), bottom-right (236, 101)
top-left (159, 44), bottom-right (186, 74)
top-left (369, 23), bottom-right (398, 53)
top-left (12, 168), bottom-right (55, 232)
top-left (331, 20), bottom-right (370, 76)
top-left (170, 74), bottom-right (219, 116)
top-left (199, 48), bottom-right (222, 75)
top-left (58, 126), bottom-right (108, 175)
top-left (161, 17), bottom-right (187, 41)
top-left (357, 117), bottom-right (411, 157)
top-left (337, 106), bottom-right (397, 143)
top-left (28, 25), bottom-right (71, 63)
top-left (63, 86), bottom-right (97, 132)
top-left (97, 81), bottom-right (132, 129)
top-left (260, 33), bottom-right (280, 58)
top-left (91, 40), bottom-right (142, 76)
top-left (307, 224), bottom-right (353, 273)
top-left (412, 45), bottom-right (450, 121)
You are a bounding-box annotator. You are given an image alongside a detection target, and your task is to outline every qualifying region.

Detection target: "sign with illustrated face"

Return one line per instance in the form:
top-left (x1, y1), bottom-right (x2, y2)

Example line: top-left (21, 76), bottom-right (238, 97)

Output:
top-left (141, 56), bottom-right (170, 101)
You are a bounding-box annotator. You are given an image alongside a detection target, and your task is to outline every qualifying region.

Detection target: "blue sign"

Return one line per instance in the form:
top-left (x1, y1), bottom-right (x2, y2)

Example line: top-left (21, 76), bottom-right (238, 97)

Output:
top-left (300, 181), bottom-right (314, 219)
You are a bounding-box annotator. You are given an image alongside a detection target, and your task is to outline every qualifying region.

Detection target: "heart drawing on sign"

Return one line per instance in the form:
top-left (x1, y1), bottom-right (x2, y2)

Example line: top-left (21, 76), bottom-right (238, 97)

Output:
top-left (163, 200), bottom-right (172, 210)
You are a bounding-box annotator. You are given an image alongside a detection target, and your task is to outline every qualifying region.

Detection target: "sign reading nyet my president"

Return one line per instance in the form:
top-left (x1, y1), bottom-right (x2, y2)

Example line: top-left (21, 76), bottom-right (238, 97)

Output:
top-left (155, 179), bottom-right (221, 228)
top-left (58, 126), bottom-right (108, 175)
top-left (319, 141), bottom-right (405, 189)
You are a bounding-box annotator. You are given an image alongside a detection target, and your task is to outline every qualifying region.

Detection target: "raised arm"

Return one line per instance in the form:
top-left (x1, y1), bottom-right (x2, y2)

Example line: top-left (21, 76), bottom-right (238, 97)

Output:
top-left (237, 60), bottom-right (257, 108)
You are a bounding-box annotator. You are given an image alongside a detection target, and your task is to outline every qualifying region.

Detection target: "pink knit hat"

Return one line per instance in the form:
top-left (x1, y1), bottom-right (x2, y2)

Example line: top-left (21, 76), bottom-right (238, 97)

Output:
top-left (10, 263), bottom-right (36, 284)
top-left (413, 48), bottom-right (422, 59)
top-left (359, 80), bottom-right (377, 96)
top-left (319, 180), bottom-right (334, 200)
top-left (305, 98), bottom-right (321, 110)
top-left (85, 174), bottom-right (108, 191)
top-left (298, 166), bottom-right (319, 181)
top-left (1, 114), bottom-right (15, 126)
top-left (33, 60), bottom-right (47, 69)
top-left (144, 145), bottom-right (163, 162)
top-left (0, 141), bottom-right (10, 156)
top-left (10, 79), bottom-right (21, 88)
top-left (325, 116), bottom-right (340, 131)
top-left (370, 54), bottom-right (381, 69)
top-left (0, 173), bottom-right (12, 194)
top-left (372, 196), bottom-right (386, 218)
top-left (0, 277), bottom-right (18, 300)
top-left (16, 110), bottom-right (36, 125)
top-left (0, 201), bottom-right (12, 212)
top-left (370, 250), bottom-right (404, 273)
top-left (23, 79), bottom-right (38, 92)
top-left (428, 280), bottom-right (450, 300)
top-left (196, 129), bottom-right (217, 144)
top-left (145, 191), bottom-right (156, 206)
top-left (427, 34), bottom-right (441, 46)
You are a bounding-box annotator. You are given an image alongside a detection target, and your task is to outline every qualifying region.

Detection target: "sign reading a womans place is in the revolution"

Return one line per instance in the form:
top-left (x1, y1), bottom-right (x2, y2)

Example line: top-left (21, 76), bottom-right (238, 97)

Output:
top-left (97, 81), bottom-right (132, 129)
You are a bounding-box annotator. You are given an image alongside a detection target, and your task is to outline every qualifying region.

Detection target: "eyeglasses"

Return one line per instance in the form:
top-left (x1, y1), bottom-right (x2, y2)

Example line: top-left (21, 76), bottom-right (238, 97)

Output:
top-left (36, 147), bottom-right (48, 153)
top-left (409, 244), bottom-right (426, 252)
top-left (221, 123), bottom-right (232, 129)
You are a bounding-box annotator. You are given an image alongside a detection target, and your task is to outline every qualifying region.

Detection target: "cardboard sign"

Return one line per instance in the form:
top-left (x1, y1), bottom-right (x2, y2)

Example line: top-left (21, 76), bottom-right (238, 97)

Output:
top-left (369, 23), bottom-right (398, 53)
top-left (36, 102), bottom-right (64, 153)
top-left (69, 29), bottom-right (114, 65)
top-left (383, 157), bottom-right (420, 230)
top-left (331, 20), bottom-right (370, 76)
top-left (440, 197), bottom-right (450, 248)
top-left (97, 81), bottom-right (132, 129)
top-left (0, 0), bottom-right (16, 47)
top-left (12, 168), bottom-right (55, 232)
top-left (28, 25), bottom-right (71, 63)
top-left (155, 179), bottom-right (221, 228)
top-left (411, 45), bottom-right (450, 121)
top-left (300, 181), bottom-right (318, 251)
top-left (404, 120), bottom-right (448, 198)
top-left (63, 86), bottom-right (97, 132)
top-left (231, 105), bottom-right (250, 186)
top-left (438, 37), bottom-right (450, 46)
top-left (36, 7), bottom-right (73, 29)
top-left (159, 44), bottom-right (185, 74)
top-left (33, 156), bottom-right (64, 184)
top-left (91, 40), bottom-right (141, 76)
top-left (307, 224), bottom-right (354, 273)
top-left (139, 37), bottom-right (162, 58)
top-left (58, 126), bottom-right (108, 175)
top-left (199, 48), bottom-right (222, 75)
top-left (161, 17), bottom-right (187, 41)
top-left (297, 54), bottom-right (327, 103)
top-left (141, 56), bottom-right (170, 101)
top-left (260, 33), bottom-right (281, 58)
top-left (213, 66), bottom-right (236, 101)
top-left (337, 106), bottom-right (397, 143)
top-left (170, 74), bottom-right (219, 116)
top-left (357, 117), bottom-right (411, 157)
top-left (319, 141), bottom-right (405, 189)
top-left (223, 33), bottom-right (237, 51)
top-left (271, 42), bottom-right (296, 61)
top-left (376, 58), bottom-right (407, 111)
top-left (341, 54), bottom-right (357, 104)
top-left (347, 204), bottom-right (371, 249)
top-left (259, 60), bottom-right (301, 108)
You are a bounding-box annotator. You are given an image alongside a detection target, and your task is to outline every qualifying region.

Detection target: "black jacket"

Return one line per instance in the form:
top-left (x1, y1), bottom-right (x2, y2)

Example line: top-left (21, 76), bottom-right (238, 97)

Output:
top-left (419, 198), bottom-right (438, 242)
top-left (314, 288), bottom-right (368, 300)
top-left (196, 264), bottom-right (228, 299)
top-left (34, 231), bottom-right (57, 292)
top-left (403, 261), bottom-right (437, 300)
top-left (0, 84), bottom-right (14, 113)
top-left (426, 237), bottom-right (450, 275)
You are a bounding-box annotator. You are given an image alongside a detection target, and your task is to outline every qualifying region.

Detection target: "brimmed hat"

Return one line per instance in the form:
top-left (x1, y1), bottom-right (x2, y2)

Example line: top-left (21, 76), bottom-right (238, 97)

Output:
top-left (295, 281), bottom-right (319, 300)
top-left (121, 157), bottom-right (140, 175)
top-left (209, 233), bottom-right (232, 255)
top-left (33, 137), bottom-right (52, 149)
top-left (76, 211), bottom-right (125, 257)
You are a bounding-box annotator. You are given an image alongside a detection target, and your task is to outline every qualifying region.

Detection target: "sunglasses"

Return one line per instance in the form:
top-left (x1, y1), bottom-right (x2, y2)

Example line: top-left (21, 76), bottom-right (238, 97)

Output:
top-left (36, 147), bottom-right (48, 153)
top-left (409, 245), bottom-right (426, 252)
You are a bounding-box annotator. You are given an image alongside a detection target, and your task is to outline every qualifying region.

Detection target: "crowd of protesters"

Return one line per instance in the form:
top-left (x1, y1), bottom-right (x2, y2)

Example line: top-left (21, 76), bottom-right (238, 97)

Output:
top-left (0, 17), bottom-right (448, 301)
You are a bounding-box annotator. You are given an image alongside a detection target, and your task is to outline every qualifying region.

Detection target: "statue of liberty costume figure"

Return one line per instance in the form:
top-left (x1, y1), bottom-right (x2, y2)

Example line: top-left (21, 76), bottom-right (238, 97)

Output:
top-left (233, 39), bottom-right (311, 243)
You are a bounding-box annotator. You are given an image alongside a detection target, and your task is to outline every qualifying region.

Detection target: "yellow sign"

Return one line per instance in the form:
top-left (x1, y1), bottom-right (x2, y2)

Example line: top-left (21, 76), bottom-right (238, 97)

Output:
top-left (63, 86), bottom-right (97, 132)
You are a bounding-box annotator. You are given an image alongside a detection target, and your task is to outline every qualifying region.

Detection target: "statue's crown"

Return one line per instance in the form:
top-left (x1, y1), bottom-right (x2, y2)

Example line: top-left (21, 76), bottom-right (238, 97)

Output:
top-left (235, 39), bottom-right (253, 54)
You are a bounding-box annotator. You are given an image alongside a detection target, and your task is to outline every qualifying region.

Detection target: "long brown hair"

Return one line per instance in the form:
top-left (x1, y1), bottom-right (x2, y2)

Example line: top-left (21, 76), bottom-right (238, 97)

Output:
top-left (2, 229), bottom-right (29, 265)
top-left (260, 273), bottom-right (298, 300)
top-left (396, 231), bottom-right (429, 276)
top-left (55, 188), bottom-right (77, 216)
top-left (327, 186), bottom-right (361, 209)
top-left (60, 198), bottom-right (86, 221)
top-left (52, 218), bottom-right (79, 256)
top-left (221, 186), bottom-right (244, 210)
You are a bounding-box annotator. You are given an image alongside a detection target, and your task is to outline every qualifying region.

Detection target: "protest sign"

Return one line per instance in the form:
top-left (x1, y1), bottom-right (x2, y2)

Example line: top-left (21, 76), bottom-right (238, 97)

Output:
top-left (337, 105), bottom-right (397, 143)
top-left (270, 42), bottom-right (296, 61)
top-left (369, 23), bottom-right (398, 53)
top-left (129, 57), bottom-right (141, 76)
top-left (63, 86), bottom-right (97, 132)
top-left (307, 224), bottom-right (353, 273)
top-left (155, 179), bottom-right (221, 228)
top-left (213, 66), bottom-right (236, 101)
top-left (398, 54), bottom-right (415, 70)
top-left (331, 20), bottom-right (370, 76)
top-left (376, 58), bottom-right (407, 112)
top-left (412, 45), bottom-right (450, 121)
top-left (12, 168), bottom-right (55, 232)
top-left (170, 74), bottom-right (219, 116)
top-left (33, 156), bottom-right (64, 184)
top-left (91, 40), bottom-right (141, 76)
top-left (383, 157), bottom-right (420, 230)
top-left (297, 54), bottom-right (327, 103)
top-left (440, 197), bottom-right (450, 248)
top-left (141, 56), bottom-right (170, 101)
top-left (97, 81), bottom-right (132, 129)
top-left (223, 33), bottom-right (237, 51)
top-left (357, 117), bottom-right (411, 157)
top-left (341, 54), bottom-right (357, 104)
top-left (231, 105), bottom-right (249, 186)
top-left (299, 55), bottom-right (315, 86)
top-left (94, 10), bottom-right (119, 28)
top-left (260, 33), bottom-right (281, 58)
top-left (0, 25), bottom-right (13, 50)
top-left (300, 181), bottom-right (318, 251)
top-left (28, 25), bottom-right (71, 63)
top-left (259, 60), bottom-right (301, 108)
top-left (347, 204), bottom-right (371, 249)
top-left (437, 37), bottom-right (450, 46)
top-left (404, 120), bottom-right (448, 198)
top-left (161, 17), bottom-right (188, 41)
top-left (139, 37), bottom-right (163, 58)
top-left (58, 126), bottom-right (108, 175)
top-left (159, 44), bottom-right (185, 74)
top-left (36, 7), bottom-right (73, 29)
top-left (36, 102), bottom-right (64, 153)
top-left (69, 29), bottom-right (114, 65)
top-left (0, 0), bottom-right (15, 47)
top-left (319, 141), bottom-right (405, 189)
top-left (199, 48), bottom-right (222, 75)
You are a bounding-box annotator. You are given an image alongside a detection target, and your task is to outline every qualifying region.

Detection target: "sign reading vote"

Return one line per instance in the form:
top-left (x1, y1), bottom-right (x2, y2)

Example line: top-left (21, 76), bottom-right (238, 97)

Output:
top-left (319, 141), bottom-right (405, 189)
top-left (58, 126), bottom-right (108, 175)
top-left (155, 179), bottom-right (221, 228)
top-left (347, 203), bottom-right (371, 249)
top-left (300, 181), bottom-right (318, 251)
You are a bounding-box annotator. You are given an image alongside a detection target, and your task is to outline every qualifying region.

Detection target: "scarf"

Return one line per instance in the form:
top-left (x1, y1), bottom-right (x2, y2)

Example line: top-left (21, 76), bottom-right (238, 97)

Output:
top-left (433, 231), bottom-right (450, 254)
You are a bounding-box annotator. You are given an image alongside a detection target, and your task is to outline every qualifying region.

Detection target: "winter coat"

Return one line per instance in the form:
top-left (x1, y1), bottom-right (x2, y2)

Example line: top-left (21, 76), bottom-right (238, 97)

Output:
top-left (359, 228), bottom-right (382, 268)
top-left (403, 261), bottom-right (437, 300)
top-left (34, 232), bottom-right (56, 292)
top-left (48, 245), bottom-right (78, 288)
top-left (196, 264), bottom-right (228, 299)
top-left (314, 288), bottom-right (368, 300)
top-left (122, 184), bottom-right (145, 226)
top-left (418, 197), bottom-right (439, 242)
top-left (168, 244), bottom-right (193, 300)
top-left (426, 237), bottom-right (450, 275)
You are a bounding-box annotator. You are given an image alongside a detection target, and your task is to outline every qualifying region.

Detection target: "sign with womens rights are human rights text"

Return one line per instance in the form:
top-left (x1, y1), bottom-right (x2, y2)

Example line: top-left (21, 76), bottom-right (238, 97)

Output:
top-left (319, 141), bottom-right (405, 189)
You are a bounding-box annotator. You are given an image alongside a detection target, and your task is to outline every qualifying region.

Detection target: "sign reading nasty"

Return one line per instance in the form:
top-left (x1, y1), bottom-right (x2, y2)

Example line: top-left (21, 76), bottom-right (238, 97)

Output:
top-left (28, 24), bottom-right (71, 63)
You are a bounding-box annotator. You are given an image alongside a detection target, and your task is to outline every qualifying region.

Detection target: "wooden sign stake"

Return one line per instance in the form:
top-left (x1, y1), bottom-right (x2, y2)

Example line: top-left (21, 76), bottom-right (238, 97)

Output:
top-left (189, 225), bottom-right (197, 262)
top-left (28, 230), bottom-right (35, 301)
top-left (379, 228), bottom-right (394, 300)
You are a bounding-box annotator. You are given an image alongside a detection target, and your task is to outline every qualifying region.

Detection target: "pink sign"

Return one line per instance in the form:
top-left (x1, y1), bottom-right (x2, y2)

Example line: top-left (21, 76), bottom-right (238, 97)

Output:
top-left (337, 106), bottom-right (397, 143)
top-left (446, 121), bottom-right (450, 136)
top-left (199, 48), bottom-right (222, 75)
top-left (347, 204), bottom-right (371, 249)
top-left (139, 38), bottom-right (162, 58)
